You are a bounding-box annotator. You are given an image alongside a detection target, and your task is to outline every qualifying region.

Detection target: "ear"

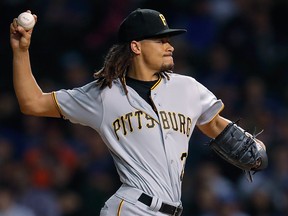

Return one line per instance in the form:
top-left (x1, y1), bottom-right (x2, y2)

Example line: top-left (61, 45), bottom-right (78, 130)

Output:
top-left (130, 41), bottom-right (141, 55)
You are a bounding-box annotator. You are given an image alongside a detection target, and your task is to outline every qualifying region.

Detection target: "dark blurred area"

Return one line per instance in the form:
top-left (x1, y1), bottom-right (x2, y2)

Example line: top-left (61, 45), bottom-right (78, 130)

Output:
top-left (1, 0), bottom-right (288, 215)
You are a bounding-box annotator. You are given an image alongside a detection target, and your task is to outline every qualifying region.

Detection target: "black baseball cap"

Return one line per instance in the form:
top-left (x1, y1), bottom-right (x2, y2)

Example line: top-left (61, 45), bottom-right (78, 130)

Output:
top-left (118, 8), bottom-right (187, 43)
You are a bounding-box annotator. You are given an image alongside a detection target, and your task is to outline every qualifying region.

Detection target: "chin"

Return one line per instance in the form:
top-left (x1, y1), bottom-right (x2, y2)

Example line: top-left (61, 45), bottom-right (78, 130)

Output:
top-left (161, 63), bottom-right (174, 71)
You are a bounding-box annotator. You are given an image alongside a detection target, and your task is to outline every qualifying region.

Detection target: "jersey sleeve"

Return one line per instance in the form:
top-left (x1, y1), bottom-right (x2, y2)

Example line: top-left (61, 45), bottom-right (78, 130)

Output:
top-left (196, 81), bottom-right (224, 125)
top-left (53, 81), bottom-right (103, 130)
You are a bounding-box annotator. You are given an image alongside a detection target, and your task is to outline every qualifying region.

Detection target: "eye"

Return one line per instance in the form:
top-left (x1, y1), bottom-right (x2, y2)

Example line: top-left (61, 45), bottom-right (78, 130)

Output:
top-left (154, 39), bottom-right (164, 43)
top-left (151, 38), bottom-right (171, 44)
top-left (161, 38), bottom-right (171, 44)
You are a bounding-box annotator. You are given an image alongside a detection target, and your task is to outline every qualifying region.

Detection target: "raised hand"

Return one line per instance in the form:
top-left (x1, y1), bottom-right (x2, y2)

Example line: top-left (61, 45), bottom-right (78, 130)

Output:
top-left (10, 10), bottom-right (37, 52)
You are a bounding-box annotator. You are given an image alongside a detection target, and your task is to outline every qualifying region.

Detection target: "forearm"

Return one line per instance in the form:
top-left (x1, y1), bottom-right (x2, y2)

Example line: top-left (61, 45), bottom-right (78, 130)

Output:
top-left (198, 115), bottom-right (230, 138)
top-left (12, 49), bottom-right (61, 118)
top-left (13, 50), bottom-right (43, 113)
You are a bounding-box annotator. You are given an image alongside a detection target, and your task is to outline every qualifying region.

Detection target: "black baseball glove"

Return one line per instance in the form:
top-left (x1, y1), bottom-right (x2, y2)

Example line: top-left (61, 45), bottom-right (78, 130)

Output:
top-left (209, 122), bottom-right (268, 182)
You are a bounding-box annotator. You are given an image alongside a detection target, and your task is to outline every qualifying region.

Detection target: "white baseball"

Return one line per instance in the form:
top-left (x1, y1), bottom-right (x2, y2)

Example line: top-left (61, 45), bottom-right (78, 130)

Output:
top-left (17, 12), bottom-right (35, 30)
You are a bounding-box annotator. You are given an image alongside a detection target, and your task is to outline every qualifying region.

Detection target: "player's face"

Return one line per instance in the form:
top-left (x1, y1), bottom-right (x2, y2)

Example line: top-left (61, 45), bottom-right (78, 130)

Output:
top-left (139, 37), bottom-right (175, 72)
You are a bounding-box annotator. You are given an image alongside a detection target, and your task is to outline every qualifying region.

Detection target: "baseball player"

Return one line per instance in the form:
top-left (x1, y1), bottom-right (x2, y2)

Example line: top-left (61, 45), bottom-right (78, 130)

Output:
top-left (10, 8), bottom-right (267, 216)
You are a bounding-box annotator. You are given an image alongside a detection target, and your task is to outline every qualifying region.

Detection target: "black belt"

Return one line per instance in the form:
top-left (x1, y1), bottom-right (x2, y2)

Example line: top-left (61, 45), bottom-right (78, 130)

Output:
top-left (138, 193), bottom-right (183, 216)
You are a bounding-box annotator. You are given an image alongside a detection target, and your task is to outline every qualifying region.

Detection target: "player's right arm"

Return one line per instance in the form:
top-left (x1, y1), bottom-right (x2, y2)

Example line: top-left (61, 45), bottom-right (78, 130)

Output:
top-left (10, 12), bottom-right (61, 118)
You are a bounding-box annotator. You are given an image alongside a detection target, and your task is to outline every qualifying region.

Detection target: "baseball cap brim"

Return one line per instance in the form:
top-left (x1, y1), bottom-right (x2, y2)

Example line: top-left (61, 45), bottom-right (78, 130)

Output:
top-left (142, 28), bottom-right (187, 40)
top-left (123, 28), bottom-right (187, 42)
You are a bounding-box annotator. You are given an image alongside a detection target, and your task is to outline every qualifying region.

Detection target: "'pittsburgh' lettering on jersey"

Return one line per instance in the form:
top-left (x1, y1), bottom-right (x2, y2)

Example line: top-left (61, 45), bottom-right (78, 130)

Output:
top-left (113, 110), bottom-right (192, 140)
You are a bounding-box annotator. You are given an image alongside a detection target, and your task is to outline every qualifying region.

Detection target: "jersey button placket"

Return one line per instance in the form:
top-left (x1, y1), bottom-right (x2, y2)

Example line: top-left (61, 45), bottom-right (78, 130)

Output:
top-left (165, 131), bottom-right (171, 139)
top-left (152, 92), bottom-right (161, 109)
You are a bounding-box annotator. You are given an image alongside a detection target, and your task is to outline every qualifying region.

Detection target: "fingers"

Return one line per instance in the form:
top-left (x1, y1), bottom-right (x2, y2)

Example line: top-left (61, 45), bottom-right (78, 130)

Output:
top-left (26, 10), bottom-right (38, 25)
top-left (10, 10), bottom-right (37, 33)
top-left (10, 18), bottom-right (18, 34)
top-left (10, 10), bottom-right (36, 51)
top-left (10, 10), bottom-right (37, 44)
top-left (10, 18), bottom-right (28, 38)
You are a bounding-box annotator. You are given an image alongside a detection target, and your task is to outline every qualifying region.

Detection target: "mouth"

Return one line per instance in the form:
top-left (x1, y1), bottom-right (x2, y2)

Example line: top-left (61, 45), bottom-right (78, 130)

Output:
top-left (164, 53), bottom-right (173, 57)
top-left (164, 55), bottom-right (173, 60)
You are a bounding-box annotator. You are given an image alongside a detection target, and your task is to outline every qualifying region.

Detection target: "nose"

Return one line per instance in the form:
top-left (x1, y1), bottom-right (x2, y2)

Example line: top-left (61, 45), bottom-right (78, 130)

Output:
top-left (167, 42), bottom-right (174, 53)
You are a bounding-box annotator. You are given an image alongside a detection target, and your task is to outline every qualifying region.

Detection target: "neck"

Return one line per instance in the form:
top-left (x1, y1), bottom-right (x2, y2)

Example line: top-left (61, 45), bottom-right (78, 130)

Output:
top-left (127, 72), bottom-right (159, 81)
top-left (127, 64), bottom-right (159, 81)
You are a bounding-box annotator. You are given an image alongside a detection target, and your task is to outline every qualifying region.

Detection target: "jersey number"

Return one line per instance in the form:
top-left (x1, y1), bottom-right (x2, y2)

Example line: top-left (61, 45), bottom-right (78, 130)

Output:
top-left (180, 152), bottom-right (188, 181)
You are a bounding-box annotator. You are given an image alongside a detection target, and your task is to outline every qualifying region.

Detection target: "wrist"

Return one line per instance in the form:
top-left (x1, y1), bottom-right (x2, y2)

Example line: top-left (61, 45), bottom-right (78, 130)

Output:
top-left (13, 48), bottom-right (29, 56)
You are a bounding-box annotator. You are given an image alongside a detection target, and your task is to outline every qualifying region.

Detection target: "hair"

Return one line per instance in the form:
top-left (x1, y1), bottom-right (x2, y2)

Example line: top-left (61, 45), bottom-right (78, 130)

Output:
top-left (94, 42), bottom-right (172, 95)
top-left (94, 43), bottom-right (132, 94)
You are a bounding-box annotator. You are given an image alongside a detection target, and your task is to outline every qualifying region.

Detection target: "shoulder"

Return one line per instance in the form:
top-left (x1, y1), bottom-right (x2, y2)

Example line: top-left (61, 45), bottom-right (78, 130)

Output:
top-left (167, 73), bottom-right (201, 87)
top-left (79, 80), bottom-right (98, 91)
top-left (68, 80), bottom-right (121, 95)
top-left (166, 73), bottom-right (214, 96)
top-left (169, 73), bottom-right (197, 82)
top-left (56, 80), bottom-right (102, 102)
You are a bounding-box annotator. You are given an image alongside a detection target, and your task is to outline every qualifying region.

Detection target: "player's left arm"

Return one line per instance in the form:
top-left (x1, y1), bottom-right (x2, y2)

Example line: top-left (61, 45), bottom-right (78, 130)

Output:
top-left (197, 114), bottom-right (230, 138)
top-left (198, 114), bottom-right (266, 150)
top-left (198, 114), bottom-right (268, 181)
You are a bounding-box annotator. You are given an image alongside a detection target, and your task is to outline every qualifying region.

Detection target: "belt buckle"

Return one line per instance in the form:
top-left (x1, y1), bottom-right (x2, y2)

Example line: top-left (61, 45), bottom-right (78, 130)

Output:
top-left (172, 206), bottom-right (183, 216)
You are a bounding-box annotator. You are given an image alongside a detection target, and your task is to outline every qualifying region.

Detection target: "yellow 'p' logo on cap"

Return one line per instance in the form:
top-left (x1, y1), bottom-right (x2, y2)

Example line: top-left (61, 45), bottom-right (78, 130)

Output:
top-left (159, 14), bottom-right (167, 26)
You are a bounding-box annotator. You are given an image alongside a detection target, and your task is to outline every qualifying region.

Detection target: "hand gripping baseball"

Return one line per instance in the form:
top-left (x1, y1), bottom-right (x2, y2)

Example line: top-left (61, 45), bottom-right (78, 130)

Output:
top-left (10, 10), bottom-right (37, 52)
top-left (209, 122), bottom-right (268, 182)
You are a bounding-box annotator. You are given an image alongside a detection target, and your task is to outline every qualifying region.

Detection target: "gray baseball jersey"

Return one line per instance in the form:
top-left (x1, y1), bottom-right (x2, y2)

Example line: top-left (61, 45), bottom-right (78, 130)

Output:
top-left (54, 73), bottom-right (223, 203)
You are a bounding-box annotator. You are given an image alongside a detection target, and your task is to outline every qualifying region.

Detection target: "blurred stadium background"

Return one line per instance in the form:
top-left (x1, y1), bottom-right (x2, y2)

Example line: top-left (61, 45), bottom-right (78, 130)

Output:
top-left (1, 0), bottom-right (288, 215)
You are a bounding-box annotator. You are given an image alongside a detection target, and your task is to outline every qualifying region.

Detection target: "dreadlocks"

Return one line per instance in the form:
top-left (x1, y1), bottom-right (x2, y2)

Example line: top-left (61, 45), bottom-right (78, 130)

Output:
top-left (94, 43), bottom-right (132, 94)
top-left (94, 42), bottom-right (172, 95)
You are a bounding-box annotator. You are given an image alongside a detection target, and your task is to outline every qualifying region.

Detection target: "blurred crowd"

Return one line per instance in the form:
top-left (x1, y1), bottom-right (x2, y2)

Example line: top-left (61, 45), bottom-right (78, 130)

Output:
top-left (1, 0), bottom-right (288, 215)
